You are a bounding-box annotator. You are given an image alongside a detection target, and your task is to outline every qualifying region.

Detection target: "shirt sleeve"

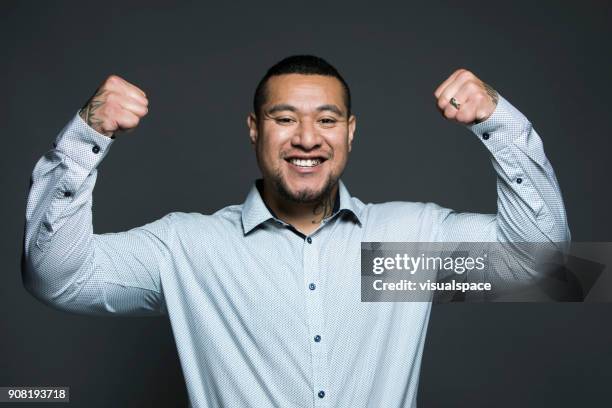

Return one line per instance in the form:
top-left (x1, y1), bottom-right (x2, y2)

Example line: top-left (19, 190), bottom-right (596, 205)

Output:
top-left (22, 112), bottom-right (174, 316)
top-left (434, 94), bottom-right (571, 249)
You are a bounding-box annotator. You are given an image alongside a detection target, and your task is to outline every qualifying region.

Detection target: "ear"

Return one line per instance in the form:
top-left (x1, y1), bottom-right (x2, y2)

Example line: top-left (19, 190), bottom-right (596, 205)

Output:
top-left (247, 112), bottom-right (258, 145)
top-left (347, 114), bottom-right (356, 152)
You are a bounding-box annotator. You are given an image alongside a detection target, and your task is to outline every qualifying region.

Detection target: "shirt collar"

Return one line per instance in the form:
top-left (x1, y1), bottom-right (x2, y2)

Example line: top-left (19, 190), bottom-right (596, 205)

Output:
top-left (241, 179), bottom-right (362, 235)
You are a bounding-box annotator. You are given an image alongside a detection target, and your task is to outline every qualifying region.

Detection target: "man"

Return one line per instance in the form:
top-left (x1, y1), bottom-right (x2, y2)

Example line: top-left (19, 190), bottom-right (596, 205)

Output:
top-left (22, 55), bottom-right (569, 407)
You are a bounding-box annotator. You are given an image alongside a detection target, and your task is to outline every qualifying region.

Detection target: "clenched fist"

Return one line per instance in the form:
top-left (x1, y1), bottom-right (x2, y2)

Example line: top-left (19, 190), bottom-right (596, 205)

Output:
top-left (79, 75), bottom-right (148, 138)
top-left (434, 69), bottom-right (499, 125)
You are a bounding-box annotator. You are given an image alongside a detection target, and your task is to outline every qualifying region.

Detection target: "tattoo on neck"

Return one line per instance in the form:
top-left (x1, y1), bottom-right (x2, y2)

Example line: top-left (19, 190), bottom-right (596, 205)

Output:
top-left (312, 192), bottom-right (335, 224)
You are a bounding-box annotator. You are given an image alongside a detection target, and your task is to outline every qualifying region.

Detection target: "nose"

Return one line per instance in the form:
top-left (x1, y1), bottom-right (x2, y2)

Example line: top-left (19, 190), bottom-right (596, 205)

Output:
top-left (291, 119), bottom-right (322, 151)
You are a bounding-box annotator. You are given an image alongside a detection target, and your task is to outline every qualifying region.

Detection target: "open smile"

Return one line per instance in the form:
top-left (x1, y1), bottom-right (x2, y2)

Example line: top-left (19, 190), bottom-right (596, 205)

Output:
top-left (284, 156), bottom-right (328, 171)
top-left (287, 158), bottom-right (324, 167)
top-left (284, 156), bottom-right (328, 175)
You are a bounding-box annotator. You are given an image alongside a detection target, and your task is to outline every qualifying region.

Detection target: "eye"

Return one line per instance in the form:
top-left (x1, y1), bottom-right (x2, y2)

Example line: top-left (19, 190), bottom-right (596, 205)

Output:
top-left (275, 117), bottom-right (295, 125)
top-left (319, 117), bottom-right (337, 127)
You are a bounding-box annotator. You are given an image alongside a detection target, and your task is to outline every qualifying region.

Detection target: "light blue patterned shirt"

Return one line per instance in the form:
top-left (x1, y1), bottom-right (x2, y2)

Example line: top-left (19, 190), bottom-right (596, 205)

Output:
top-left (22, 95), bottom-right (569, 407)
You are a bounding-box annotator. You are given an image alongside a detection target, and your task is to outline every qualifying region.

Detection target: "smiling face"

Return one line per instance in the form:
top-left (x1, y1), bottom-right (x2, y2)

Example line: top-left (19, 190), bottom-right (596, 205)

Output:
top-left (247, 74), bottom-right (356, 204)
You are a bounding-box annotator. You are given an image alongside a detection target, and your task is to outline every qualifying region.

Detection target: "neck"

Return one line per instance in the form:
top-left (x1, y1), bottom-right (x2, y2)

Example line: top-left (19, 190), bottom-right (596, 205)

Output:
top-left (261, 179), bottom-right (338, 235)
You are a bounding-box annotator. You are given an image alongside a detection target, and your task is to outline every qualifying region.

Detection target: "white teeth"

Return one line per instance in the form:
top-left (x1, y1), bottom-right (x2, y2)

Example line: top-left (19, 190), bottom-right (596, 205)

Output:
top-left (290, 158), bottom-right (321, 167)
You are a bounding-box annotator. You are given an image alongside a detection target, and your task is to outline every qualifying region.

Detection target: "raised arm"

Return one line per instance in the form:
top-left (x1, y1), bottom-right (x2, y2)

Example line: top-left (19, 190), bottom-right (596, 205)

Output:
top-left (430, 69), bottom-right (570, 248)
top-left (422, 70), bottom-right (571, 300)
top-left (22, 75), bottom-right (173, 316)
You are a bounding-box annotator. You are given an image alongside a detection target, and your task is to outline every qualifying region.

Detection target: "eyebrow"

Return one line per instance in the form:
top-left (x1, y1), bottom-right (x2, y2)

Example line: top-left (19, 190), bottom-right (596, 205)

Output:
top-left (266, 104), bottom-right (297, 114)
top-left (316, 104), bottom-right (344, 116)
top-left (266, 103), bottom-right (345, 116)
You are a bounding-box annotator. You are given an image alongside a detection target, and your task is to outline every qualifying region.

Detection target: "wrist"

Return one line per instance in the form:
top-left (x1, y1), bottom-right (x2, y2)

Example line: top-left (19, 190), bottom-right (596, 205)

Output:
top-left (78, 105), bottom-right (114, 139)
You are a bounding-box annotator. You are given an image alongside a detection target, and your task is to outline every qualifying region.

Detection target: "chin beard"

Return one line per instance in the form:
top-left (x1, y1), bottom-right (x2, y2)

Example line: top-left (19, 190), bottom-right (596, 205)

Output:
top-left (271, 170), bottom-right (338, 204)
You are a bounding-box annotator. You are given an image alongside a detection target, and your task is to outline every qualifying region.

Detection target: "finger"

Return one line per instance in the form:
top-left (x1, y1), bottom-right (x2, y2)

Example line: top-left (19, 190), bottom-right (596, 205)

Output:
top-left (438, 72), bottom-right (473, 111)
top-left (102, 77), bottom-right (147, 107)
top-left (118, 85), bottom-right (148, 105)
top-left (435, 104), bottom-right (447, 119)
top-left (118, 95), bottom-right (149, 117)
top-left (434, 68), bottom-right (467, 99)
top-left (455, 95), bottom-right (479, 124)
top-left (124, 87), bottom-right (148, 104)
top-left (443, 102), bottom-right (459, 120)
top-left (115, 109), bottom-right (141, 130)
top-left (116, 76), bottom-right (147, 97)
top-left (451, 81), bottom-right (481, 123)
top-left (106, 76), bottom-right (147, 103)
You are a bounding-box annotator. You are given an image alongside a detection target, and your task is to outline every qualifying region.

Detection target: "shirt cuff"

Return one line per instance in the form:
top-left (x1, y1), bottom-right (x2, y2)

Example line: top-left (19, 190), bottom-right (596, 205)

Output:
top-left (467, 94), bottom-right (531, 154)
top-left (54, 111), bottom-right (114, 171)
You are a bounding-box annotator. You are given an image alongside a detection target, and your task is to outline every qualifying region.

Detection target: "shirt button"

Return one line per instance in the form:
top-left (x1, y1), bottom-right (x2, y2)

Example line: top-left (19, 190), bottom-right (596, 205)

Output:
top-left (309, 283), bottom-right (316, 291)
top-left (482, 132), bottom-right (490, 140)
top-left (516, 177), bottom-right (523, 184)
top-left (92, 144), bottom-right (100, 154)
top-left (63, 191), bottom-right (72, 197)
top-left (318, 391), bottom-right (325, 398)
top-left (306, 237), bottom-right (312, 244)
top-left (314, 335), bottom-right (321, 342)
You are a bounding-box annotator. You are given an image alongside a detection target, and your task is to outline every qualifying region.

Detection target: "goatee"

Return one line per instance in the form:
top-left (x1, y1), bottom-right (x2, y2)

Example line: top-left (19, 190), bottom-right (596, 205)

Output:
top-left (271, 170), bottom-right (338, 204)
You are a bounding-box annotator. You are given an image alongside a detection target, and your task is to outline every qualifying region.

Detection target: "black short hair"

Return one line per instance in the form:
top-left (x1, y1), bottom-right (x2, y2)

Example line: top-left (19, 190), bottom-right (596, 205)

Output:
top-left (253, 55), bottom-right (351, 117)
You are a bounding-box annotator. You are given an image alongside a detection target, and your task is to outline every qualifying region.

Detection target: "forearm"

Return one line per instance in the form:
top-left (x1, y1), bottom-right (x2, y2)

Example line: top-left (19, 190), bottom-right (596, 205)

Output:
top-left (23, 113), bottom-right (114, 311)
top-left (469, 95), bottom-right (570, 248)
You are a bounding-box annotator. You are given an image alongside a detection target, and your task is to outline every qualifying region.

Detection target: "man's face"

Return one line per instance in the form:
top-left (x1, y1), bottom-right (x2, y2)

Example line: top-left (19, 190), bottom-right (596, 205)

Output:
top-left (247, 74), bottom-right (356, 203)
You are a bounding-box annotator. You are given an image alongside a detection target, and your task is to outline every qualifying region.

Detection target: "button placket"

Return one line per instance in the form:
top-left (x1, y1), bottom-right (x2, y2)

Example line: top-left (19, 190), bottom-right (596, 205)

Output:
top-left (302, 236), bottom-right (329, 407)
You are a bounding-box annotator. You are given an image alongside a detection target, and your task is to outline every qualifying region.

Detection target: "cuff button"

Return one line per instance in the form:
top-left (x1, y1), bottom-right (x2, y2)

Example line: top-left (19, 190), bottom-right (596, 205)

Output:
top-left (92, 145), bottom-right (100, 154)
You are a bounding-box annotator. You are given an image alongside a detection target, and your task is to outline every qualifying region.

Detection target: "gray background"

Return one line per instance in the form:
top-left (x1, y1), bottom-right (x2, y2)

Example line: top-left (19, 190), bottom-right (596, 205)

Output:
top-left (2, 0), bottom-right (611, 406)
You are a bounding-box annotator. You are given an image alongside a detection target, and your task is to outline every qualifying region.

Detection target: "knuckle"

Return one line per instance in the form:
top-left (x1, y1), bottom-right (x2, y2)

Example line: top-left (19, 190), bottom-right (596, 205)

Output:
top-left (467, 81), bottom-right (480, 92)
top-left (105, 75), bottom-right (119, 86)
top-left (465, 85), bottom-right (479, 97)
top-left (457, 70), bottom-right (473, 81)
